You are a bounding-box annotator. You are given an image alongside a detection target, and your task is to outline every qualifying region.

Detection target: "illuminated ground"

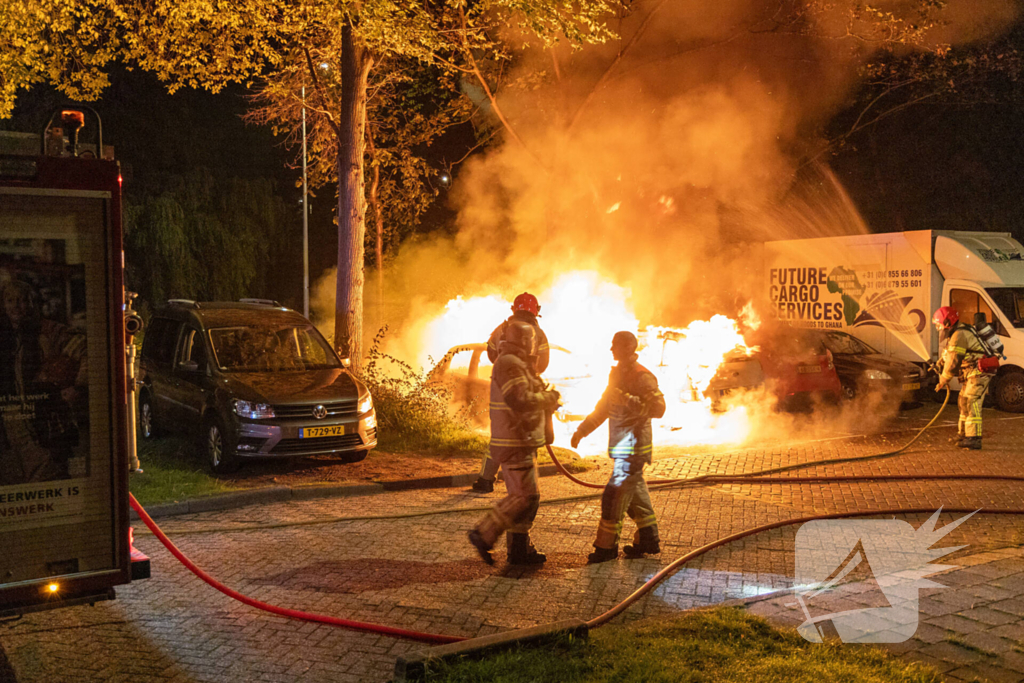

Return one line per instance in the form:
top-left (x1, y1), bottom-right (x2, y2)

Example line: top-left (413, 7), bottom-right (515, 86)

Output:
top-left (2, 404), bottom-right (1023, 683)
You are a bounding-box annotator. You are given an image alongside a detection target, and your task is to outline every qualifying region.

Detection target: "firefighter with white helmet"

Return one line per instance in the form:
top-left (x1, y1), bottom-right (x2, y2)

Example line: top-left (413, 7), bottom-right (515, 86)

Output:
top-left (934, 306), bottom-right (995, 450)
top-left (468, 321), bottom-right (560, 565)
top-left (471, 292), bottom-right (551, 493)
top-left (571, 331), bottom-right (666, 563)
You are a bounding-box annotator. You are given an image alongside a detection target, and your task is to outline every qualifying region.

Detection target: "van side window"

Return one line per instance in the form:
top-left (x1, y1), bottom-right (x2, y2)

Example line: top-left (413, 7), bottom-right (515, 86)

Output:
top-left (177, 328), bottom-right (207, 369)
top-left (142, 318), bottom-right (183, 368)
top-left (950, 289), bottom-right (1007, 336)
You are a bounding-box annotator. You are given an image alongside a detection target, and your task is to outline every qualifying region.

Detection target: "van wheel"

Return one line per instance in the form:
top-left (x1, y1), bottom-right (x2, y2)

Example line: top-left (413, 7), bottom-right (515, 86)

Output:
top-left (338, 449), bottom-right (368, 464)
top-left (204, 415), bottom-right (240, 474)
top-left (995, 371), bottom-right (1024, 413)
top-left (138, 392), bottom-right (157, 439)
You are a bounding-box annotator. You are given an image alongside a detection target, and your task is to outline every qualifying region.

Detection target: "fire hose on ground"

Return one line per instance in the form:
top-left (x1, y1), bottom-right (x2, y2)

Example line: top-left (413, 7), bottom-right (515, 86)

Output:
top-left (130, 387), bottom-right (1024, 646)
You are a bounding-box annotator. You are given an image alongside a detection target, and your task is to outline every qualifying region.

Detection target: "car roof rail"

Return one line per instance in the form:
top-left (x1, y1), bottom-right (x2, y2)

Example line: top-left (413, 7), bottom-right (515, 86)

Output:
top-left (167, 299), bottom-right (201, 309)
top-left (239, 298), bottom-right (282, 307)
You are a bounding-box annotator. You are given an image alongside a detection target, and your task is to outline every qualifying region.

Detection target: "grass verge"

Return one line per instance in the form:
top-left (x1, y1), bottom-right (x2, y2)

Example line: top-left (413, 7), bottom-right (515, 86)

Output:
top-left (129, 436), bottom-right (238, 506)
top-left (422, 607), bottom-right (940, 683)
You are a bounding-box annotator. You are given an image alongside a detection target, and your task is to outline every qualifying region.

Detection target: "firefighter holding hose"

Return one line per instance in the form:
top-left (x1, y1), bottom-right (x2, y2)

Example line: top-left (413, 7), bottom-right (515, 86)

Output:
top-left (471, 292), bottom-right (551, 493)
top-left (571, 331), bottom-right (666, 563)
top-left (468, 321), bottom-right (560, 565)
top-left (934, 306), bottom-right (995, 450)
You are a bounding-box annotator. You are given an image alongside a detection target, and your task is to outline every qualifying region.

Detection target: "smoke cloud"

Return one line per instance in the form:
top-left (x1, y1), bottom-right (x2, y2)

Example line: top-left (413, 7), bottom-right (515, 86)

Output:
top-left (312, 0), bottom-right (1018, 368)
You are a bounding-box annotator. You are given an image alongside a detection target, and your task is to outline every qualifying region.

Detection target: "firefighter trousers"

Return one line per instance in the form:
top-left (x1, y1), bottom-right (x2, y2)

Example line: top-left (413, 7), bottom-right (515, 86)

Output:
top-left (478, 452), bottom-right (500, 482)
top-left (473, 448), bottom-right (540, 548)
top-left (594, 456), bottom-right (657, 550)
top-left (958, 374), bottom-right (991, 438)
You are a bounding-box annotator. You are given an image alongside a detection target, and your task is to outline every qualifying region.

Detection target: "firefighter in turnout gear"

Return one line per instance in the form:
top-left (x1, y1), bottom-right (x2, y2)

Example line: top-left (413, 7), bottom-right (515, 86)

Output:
top-left (571, 331), bottom-right (666, 563)
top-left (471, 292), bottom-right (551, 494)
top-left (934, 306), bottom-right (994, 450)
top-left (468, 321), bottom-right (560, 565)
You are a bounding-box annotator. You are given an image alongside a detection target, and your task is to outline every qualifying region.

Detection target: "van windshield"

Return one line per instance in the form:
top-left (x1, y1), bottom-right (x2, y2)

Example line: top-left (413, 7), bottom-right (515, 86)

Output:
top-left (208, 325), bottom-right (341, 372)
top-left (986, 288), bottom-right (1024, 329)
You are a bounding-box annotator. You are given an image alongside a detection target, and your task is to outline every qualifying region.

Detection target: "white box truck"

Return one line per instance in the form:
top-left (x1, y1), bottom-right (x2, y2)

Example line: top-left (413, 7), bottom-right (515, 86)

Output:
top-left (764, 230), bottom-right (1024, 412)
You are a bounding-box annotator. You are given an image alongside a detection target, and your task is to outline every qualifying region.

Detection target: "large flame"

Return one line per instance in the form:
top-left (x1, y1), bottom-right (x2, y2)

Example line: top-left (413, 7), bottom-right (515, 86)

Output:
top-left (420, 271), bottom-right (760, 456)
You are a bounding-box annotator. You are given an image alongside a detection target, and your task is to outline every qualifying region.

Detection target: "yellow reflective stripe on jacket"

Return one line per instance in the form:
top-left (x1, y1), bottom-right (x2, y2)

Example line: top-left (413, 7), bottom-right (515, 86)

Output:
top-left (490, 436), bottom-right (531, 446)
top-left (489, 402), bottom-right (513, 411)
top-left (501, 376), bottom-right (528, 394)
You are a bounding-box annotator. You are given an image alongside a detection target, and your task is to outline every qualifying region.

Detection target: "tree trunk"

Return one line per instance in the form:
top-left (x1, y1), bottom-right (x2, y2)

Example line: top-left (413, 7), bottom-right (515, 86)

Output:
top-left (366, 130), bottom-right (384, 332)
top-left (334, 21), bottom-right (373, 368)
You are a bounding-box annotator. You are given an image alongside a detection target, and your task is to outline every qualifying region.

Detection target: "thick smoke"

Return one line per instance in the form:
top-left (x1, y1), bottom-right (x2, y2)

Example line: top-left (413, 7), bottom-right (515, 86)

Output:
top-left (313, 0), bottom-right (1018, 364)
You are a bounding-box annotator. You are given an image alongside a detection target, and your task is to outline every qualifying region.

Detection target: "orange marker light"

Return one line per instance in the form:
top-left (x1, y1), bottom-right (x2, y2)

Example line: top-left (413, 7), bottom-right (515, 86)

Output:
top-left (47, 583), bottom-right (59, 594)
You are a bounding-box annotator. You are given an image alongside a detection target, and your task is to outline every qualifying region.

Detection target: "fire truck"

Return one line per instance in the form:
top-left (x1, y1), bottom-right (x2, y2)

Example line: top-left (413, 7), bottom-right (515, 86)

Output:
top-left (0, 107), bottom-right (149, 617)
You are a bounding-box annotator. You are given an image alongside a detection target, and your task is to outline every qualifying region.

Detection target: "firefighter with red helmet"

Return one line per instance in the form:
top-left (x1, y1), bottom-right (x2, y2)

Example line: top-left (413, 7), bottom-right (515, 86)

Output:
top-left (934, 306), bottom-right (994, 450)
top-left (571, 331), bottom-right (666, 563)
top-left (471, 292), bottom-right (551, 493)
top-left (468, 321), bottom-right (560, 565)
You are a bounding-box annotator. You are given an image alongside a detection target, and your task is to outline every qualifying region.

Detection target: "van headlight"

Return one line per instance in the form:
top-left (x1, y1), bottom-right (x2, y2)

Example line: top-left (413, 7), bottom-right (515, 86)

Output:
top-left (864, 370), bottom-right (892, 381)
top-left (233, 400), bottom-right (275, 419)
top-left (358, 394), bottom-right (374, 415)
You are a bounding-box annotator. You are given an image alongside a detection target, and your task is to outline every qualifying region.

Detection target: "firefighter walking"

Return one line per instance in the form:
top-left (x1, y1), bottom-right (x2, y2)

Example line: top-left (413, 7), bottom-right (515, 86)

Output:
top-left (468, 321), bottom-right (560, 565)
top-left (571, 331), bottom-right (666, 563)
top-left (934, 306), bottom-right (995, 450)
top-left (471, 292), bottom-right (551, 493)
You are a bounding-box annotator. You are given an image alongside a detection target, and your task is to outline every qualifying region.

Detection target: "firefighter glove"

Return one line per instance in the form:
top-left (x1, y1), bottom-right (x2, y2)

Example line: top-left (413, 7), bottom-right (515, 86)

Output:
top-left (570, 431), bottom-right (583, 449)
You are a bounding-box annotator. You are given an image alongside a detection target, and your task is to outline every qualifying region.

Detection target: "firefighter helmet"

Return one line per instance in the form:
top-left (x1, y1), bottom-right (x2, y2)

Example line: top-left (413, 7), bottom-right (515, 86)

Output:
top-left (505, 321), bottom-right (537, 356)
top-left (512, 292), bottom-right (540, 316)
top-left (932, 306), bottom-right (959, 331)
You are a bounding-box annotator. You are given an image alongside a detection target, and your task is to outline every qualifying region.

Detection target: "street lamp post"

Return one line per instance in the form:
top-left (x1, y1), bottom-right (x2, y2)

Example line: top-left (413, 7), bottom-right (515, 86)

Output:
top-left (301, 86), bottom-right (309, 319)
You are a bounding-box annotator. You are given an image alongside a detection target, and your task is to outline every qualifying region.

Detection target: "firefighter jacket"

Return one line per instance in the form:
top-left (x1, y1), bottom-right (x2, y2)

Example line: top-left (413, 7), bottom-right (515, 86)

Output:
top-left (941, 323), bottom-right (992, 382)
top-left (575, 355), bottom-right (666, 464)
top-left (487, 311), bottom-right (550, 373)
top-left (489, 341), bottom-right (557, 458)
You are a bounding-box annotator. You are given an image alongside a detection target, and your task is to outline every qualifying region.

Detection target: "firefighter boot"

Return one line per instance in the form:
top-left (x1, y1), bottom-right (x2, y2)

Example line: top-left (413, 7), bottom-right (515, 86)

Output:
top-left (623, 526), bottom-right (661, 559)
top-left (587, 545), bottom-right (619, 564)
top-left (467, 529), bottom-right (494, 565)
top-left (507, 533), bottom-right (546, 565)
top-left (471, 477), bottom-right (494, 493)
top-left (962, 437), bottom-right (983, 450)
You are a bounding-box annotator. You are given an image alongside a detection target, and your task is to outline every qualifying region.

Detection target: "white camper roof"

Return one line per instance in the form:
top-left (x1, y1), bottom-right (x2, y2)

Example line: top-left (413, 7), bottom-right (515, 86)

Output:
top-left (934, 231), bottom-right (1024, 287)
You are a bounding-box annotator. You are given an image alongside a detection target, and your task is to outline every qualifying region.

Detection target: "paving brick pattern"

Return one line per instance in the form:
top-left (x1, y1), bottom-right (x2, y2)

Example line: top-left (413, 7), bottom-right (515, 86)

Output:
top-left (2, 407), bottom-right (1024, 682)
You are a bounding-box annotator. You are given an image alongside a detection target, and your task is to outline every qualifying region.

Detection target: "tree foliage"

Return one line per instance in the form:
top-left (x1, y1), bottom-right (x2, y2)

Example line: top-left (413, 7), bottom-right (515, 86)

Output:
top-left (123, 168), bottom-right (293, 310)
top-left (247, 56), bottom-right (475, 264)
top-left (0, 0), bottom-right (617, 367)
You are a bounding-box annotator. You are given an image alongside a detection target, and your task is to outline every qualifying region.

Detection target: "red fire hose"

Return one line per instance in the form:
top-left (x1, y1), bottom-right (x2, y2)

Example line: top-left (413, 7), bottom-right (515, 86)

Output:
top-left (129, 493), bottom-right (466, 644)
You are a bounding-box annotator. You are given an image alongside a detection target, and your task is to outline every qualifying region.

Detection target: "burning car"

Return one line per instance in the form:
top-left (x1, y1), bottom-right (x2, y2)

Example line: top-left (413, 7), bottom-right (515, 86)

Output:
top-left (756, 328), bottom-right (843, 408)
top-left (816, 330), bottom-right (927, 404)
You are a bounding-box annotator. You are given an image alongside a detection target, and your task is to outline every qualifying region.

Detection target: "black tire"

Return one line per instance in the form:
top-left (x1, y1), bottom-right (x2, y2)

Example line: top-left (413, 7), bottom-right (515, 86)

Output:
top-left (204, 414), bottom-right (240, 474)
top-left (995, 371), bottom-right (1024, 413)
top-left (337, 449), bottom-right (369, 464)
top-left (138, 391), bottom-right (157, 439)
top-left (840, 383), bottom-right (857, 401)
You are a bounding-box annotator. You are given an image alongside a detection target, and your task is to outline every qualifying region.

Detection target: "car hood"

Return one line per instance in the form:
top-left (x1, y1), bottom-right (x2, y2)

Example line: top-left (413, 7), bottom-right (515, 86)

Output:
top-left (836, 353), bottom-right (921, 378)
top-left (218, 369), bottom-right (363, 404)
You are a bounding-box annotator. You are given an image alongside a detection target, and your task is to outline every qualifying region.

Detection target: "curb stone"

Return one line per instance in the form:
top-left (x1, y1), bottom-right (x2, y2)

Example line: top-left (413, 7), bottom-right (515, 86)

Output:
top-left (130, 463), bottom-right (589, 520)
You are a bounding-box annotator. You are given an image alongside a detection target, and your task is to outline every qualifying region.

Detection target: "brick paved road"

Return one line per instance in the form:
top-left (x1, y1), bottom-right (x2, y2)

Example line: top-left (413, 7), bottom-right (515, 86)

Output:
top-left (3, 406), bottom-right (1024, 682)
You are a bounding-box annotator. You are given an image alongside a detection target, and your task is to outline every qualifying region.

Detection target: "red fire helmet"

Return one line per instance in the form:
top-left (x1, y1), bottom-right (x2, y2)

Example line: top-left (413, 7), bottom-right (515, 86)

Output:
top-left (932, 306), bottom-right (959, 330)
top-left (512, 292), bottom-right (540, 316)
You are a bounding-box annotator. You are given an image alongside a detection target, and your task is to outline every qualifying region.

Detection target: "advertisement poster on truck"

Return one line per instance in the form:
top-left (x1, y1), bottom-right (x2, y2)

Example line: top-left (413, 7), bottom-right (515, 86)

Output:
top-left (0, 237), bottom-right (90, 530)
top-left (765, 233), bottom-right (934, 363)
